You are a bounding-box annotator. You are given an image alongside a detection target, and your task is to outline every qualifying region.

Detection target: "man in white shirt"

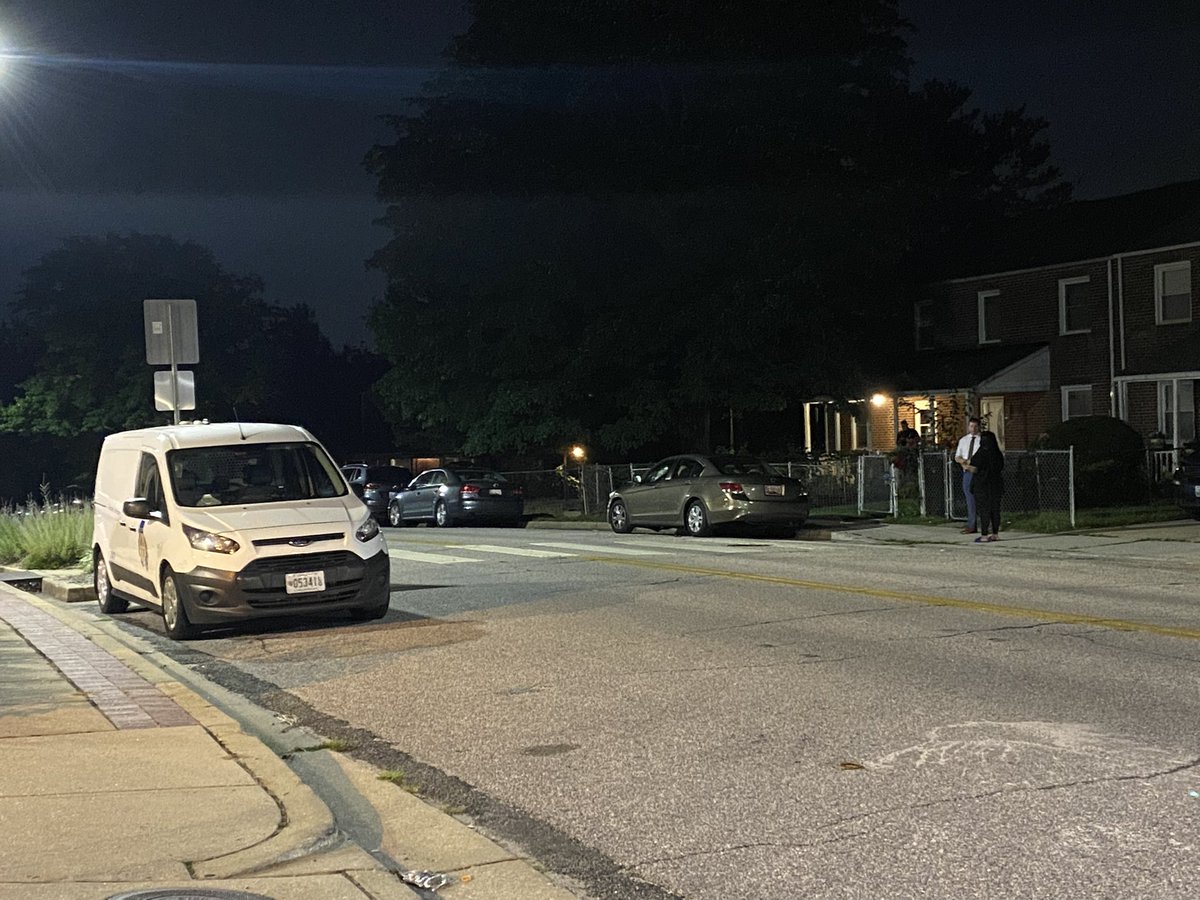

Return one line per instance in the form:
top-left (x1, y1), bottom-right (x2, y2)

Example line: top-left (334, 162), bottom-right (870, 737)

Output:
top-left (954, 416), bottom-right (982, 534)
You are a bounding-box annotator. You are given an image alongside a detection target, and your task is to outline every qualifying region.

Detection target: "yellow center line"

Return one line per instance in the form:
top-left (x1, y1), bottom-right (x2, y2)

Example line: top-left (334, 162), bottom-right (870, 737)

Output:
top-left (582, 555), bottom-right (1200, 642)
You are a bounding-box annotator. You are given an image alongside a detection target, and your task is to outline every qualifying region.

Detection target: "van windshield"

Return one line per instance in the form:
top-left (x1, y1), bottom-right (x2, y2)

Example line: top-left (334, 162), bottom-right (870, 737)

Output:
top-left (167, 442), bottom-right (346, 508)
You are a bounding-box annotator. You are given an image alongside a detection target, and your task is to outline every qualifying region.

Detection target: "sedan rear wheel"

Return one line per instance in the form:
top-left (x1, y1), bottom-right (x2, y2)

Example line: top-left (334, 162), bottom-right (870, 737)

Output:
top-left (608, 499), bottom-right (632, 534)
top-left (684, 500), bottom-right (712, 537)
top-left (434, 500), bottom-right (453, 527)
top-left (387, 501), bottom-right (403, 528)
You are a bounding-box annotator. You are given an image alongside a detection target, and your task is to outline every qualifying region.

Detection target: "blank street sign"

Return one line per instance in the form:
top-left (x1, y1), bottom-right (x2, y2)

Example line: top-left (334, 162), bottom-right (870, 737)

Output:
top-left (144, 298), bottom-right (199, 365)
top-left (154, 370), bottom-right (196, 411)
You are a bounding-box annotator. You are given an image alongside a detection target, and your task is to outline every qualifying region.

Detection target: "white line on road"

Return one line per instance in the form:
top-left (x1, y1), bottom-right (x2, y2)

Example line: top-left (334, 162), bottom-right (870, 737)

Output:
top-left (387, 548), bottom-right (478, 564)
top-left (612, 538), bottom-right (767, 554)
top-left (456, 544), bottom-right (577, 558)
top-left (532, 541), bottom-right (662, 556)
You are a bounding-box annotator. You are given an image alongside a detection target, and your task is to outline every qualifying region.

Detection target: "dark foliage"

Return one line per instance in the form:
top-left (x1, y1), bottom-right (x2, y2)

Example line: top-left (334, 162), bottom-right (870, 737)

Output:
top-left (1043, 415), bottom-right (1148, 507)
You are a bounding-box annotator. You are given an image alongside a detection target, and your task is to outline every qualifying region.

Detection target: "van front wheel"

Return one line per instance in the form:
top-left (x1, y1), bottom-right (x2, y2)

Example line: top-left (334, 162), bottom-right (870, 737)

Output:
top-left (94, 552), bottom-right (129, 614)
top-left (161, 570), bottom-right (197, 640)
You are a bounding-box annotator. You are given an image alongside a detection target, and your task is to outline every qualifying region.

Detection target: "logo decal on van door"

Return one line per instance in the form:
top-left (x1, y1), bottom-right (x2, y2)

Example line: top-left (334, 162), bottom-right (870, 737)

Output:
top-left (137, 520), bottom-right (149, 569)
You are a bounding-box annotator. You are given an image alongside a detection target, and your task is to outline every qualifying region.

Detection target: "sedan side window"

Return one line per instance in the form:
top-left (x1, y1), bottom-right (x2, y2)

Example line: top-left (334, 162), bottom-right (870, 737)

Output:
top-left (674, 459), bottom-right (703, 479)
top-left (410, 472), bottom-right (433, 488)
top-left (429, 470), bottom-right (447, 486)
top-left (644, 461), bottom-right (673, 484)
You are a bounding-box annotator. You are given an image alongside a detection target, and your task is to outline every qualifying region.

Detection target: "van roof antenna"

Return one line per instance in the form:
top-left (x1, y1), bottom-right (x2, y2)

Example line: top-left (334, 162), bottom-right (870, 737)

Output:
top-left (233, 407), bottom-right (247, 441)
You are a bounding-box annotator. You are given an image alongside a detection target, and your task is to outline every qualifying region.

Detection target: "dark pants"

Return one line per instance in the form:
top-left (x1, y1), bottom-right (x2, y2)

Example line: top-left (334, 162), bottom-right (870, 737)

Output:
top-left (975, 486), bottom-right (1002, 536)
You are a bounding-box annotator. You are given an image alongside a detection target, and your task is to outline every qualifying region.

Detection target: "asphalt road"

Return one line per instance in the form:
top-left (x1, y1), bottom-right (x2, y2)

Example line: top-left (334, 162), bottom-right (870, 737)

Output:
top-left (119, 525), bottom-right (1200, 899)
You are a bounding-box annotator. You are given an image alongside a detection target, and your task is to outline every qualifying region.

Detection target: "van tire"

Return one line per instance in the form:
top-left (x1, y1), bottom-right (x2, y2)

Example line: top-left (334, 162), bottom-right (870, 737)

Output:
top-left (94, 552), bottom-right (129, 614)
top-left (161, 569), bottom-right (197, 640)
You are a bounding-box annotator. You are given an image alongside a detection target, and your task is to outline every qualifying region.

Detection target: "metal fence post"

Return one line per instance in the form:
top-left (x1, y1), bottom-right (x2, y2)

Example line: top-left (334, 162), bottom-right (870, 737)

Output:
top-left (1068, 445), bottom-right (1076, 528)
top-left (857, 454), bottom-right (865, 515)
top-left (918, 454), bottom-right (927, 517)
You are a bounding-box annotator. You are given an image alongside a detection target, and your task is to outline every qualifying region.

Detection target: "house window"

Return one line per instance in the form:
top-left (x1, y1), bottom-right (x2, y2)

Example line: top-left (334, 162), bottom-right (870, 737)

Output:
top-left (914, 301), bottom-right (934, 351)
top-left (977, 290), bottom-right (999, 344)
top-left (1058, 276), bottom-right (1090, 334)
top-left (1061, 384), bottom-right (1093, 421)
top-left (1159, 380), bottom-right (1196, 444)
top-left (1155, 261), bottom-right (1192, 325)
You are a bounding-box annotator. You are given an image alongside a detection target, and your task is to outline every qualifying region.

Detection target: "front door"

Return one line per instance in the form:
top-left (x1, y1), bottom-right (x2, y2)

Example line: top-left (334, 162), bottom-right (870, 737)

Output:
top-left (980, 396), bottom-right (1005, 448)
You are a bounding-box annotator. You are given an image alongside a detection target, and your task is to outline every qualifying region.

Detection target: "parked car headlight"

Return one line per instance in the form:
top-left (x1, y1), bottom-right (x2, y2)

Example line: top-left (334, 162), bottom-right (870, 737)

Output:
top-left (182, 524), bottom-right (240, 554)
top-left (355, 514), bottom-right (381, 543)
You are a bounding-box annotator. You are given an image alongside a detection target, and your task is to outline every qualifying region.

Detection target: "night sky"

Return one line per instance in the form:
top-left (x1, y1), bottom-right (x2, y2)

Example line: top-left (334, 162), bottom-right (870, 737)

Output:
top-left (1, 1), bottom-right (1197, 347)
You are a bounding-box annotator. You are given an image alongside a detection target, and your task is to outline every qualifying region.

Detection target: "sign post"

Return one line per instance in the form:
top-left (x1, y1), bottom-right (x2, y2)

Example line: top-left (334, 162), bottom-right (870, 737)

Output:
top-left (144, 299), bottom-right (199, 424)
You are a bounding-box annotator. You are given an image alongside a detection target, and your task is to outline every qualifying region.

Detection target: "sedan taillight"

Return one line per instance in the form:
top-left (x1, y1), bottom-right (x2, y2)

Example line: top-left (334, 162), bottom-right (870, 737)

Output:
top-left (719, 481), bottom-right (749, 499)
top-left (460, 483), bottom-right (481, 496)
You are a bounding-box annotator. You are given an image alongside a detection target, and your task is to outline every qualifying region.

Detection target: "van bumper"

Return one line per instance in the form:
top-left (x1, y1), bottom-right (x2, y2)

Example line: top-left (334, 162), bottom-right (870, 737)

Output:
top-left (175, 549), bottom-right (390, 624)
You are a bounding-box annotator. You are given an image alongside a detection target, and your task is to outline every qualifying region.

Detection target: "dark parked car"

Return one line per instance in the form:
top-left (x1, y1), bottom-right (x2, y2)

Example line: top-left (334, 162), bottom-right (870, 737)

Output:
top-left (1170, 443), bottom-right (1200, 519)
top-left (388, 467), bottom-right (525, 528)
top-left (341, 463), bottom-right (414, 523)
top-left (607, 454), bottom-right (810, 537)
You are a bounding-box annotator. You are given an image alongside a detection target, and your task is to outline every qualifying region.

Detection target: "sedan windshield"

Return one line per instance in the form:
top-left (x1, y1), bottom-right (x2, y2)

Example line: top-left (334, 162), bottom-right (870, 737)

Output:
top-left (710, 457), bottom-right (780, 476)
top-left (168, 442), bottom-right (346, 507)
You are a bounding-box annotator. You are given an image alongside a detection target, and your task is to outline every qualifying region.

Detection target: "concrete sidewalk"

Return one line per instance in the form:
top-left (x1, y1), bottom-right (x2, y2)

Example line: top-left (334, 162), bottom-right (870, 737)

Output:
top-left (828, 515), bottom-right (1200, 560)
top-left (0, 585), bottom-right (580, 900)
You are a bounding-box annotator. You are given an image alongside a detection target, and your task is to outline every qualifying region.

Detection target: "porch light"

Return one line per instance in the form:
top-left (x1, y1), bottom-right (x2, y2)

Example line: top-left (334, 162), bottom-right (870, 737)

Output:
top-left (871, 393), bottom-right (888, 407)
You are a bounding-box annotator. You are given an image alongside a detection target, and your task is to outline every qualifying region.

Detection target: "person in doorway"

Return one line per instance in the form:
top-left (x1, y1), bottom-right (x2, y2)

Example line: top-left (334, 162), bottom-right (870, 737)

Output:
top-left (966, 430), bottom-right (1005, 542)
top-left (954, 416), bottom-right (982, 533)
top-left (896, 419), bottom-right (920, 448)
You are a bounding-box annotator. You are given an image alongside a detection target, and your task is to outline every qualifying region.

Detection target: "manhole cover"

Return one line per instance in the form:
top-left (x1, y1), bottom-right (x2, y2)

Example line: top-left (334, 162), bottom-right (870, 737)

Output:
top-left (106, 890), bottom-right (275, 900)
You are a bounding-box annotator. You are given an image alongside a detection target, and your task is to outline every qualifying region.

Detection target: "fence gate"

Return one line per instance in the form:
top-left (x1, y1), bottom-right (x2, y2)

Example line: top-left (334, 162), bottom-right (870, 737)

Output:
top-left (857, 453), bottom-right (896, 516)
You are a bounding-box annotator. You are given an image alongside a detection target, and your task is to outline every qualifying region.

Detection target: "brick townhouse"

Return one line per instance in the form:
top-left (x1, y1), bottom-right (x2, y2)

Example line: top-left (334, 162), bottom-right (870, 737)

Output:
top-left (800, 181), bottom-right (1200, 461)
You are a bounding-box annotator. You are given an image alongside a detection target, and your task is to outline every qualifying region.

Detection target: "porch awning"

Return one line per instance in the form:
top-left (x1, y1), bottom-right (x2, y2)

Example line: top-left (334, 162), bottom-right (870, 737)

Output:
top-left (879, 343), bottom-right (1049, 395)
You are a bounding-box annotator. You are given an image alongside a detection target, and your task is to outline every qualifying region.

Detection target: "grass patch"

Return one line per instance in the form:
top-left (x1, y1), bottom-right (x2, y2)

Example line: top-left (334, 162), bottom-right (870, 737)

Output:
top-left (0, 501), bottom-right (93, 569)
top-left (377, 769), bottom-right (420, 793)
top-left (1008, 503), bottom-right (1186, 533)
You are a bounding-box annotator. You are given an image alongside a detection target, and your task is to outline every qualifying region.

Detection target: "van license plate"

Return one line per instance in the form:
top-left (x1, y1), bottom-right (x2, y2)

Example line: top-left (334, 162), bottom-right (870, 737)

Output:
top-left (764, 484), bottom-right (784, 496)
top-left (285, 571), bottom-right (326, 594)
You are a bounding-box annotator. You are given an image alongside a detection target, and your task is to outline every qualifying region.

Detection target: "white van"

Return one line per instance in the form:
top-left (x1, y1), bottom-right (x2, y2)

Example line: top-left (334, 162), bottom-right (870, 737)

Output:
top-left (92, 422), bottom-right (390, 639)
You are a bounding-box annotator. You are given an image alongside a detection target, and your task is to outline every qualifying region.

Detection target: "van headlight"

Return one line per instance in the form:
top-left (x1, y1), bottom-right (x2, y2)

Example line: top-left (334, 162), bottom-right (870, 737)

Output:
top-left (355, 515), bottom-right (381, 543)
top-left (182, 524), bottom-right (240, 554)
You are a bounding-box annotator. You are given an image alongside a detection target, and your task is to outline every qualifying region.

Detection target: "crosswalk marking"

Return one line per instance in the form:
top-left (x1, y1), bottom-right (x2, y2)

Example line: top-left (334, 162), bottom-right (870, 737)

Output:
top-left (532, 541), bottom-right (661, 556)
top-left (455, 544), bottom-right (576, 559)
top-left (613, 538), bottom-right (766, 554)
top-left (387, 548), bottom-right (478, 564)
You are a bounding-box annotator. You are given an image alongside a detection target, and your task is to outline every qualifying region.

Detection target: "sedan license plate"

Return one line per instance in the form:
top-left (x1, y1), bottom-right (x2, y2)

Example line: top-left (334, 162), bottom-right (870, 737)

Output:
top-left (764, 484), bottom-right (784, 496)
top-left (285, 571), bottom-right (326, 594)
top-left (1194, 485), bottom-right (1200, 498)
top-left (489, 488), bottom-right (503, 495)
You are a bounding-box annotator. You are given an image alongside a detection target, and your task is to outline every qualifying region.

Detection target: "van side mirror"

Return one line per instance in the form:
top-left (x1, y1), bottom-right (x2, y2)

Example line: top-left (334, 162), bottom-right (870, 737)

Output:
top-left (122, 498), bottom-right (155, 519)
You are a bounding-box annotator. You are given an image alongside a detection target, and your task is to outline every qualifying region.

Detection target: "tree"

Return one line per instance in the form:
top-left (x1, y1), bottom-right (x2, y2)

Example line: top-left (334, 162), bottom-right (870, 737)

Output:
top-left (0, 233), bottom-right (340, 438)
top-left (365, 1), bottom-right (1071, 456)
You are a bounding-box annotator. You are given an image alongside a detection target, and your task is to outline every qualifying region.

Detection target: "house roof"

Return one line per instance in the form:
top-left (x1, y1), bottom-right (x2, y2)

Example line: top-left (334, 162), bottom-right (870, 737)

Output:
top-left (936, 179), bottom-right (1200, 280)
top-left (873, 343), bottom-right (1048, 395)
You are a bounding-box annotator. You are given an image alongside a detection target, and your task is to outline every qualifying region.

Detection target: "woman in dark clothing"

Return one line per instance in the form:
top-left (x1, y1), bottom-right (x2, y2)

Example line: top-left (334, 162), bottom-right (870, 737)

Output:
top-left (967, 431), bottom-right (1005, 542)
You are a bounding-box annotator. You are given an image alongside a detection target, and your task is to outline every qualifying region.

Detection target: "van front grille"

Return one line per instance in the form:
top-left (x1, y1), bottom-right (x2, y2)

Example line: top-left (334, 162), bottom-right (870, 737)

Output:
top-left (237, 551), bottom-right (365, 608)
top-left (251, 532), bottom-right (344, 548)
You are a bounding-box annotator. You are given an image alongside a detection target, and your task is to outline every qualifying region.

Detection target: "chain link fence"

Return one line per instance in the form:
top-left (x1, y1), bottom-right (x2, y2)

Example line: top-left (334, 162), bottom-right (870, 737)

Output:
top-left (502, 449), bottom-right (1075, 525)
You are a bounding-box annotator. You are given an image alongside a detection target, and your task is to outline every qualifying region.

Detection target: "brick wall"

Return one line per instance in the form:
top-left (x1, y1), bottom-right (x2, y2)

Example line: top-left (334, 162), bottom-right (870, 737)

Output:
top-left (1117, 247), bottom-right (1200, 376)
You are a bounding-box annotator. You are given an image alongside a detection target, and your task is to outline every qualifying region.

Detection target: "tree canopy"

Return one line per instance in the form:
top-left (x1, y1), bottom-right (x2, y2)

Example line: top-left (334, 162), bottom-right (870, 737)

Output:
top-left (0, 233), bottom-right (367, 446)
top-left (365, 0), bottom-right (1071, 456)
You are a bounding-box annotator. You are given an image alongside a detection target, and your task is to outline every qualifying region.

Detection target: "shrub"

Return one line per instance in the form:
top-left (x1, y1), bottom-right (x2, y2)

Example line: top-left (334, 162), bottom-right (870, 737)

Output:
top-left (1042, 416), bottom-right (1147, 507)
top-left (0, 502), bottom-right (93, 569)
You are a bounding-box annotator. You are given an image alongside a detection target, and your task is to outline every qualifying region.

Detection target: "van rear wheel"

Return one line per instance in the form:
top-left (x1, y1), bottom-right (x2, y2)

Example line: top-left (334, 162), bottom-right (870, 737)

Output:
top-left (94, 553), bottom-right (129, 614)
top-left (161, 570), bottom-right (197, 640)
